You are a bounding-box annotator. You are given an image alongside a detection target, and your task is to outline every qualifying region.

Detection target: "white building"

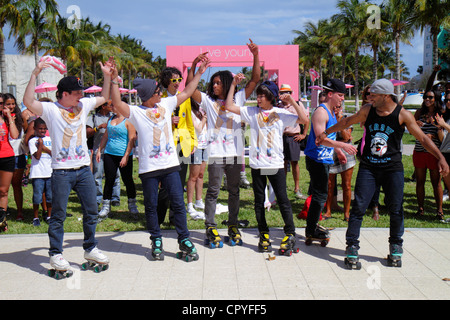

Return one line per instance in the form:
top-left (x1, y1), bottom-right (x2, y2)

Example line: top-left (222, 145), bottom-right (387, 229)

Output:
top-left (423, 26), bottom-right (434, 74)
top-left (0, 54), bottom-right (63, 104)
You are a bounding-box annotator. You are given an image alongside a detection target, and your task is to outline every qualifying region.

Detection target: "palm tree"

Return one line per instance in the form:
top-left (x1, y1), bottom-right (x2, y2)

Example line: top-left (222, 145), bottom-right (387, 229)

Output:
top-left (0, 0), bottom-right (22, 93)
top-left (13, 0), bottom-right (58, 86)
top-left (384, 0), bottom-right (417, 94)
top-left (414, 0), bottom-right (450, 67)
top-left (335, 0), bottom-right (370, 109)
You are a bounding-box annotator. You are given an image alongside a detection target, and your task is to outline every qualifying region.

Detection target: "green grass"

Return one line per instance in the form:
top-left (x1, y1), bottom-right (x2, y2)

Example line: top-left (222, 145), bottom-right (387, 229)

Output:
top-left (5, 130), bottom-right (449, 235)
top-left (3, 112), bottom-right (448, 234)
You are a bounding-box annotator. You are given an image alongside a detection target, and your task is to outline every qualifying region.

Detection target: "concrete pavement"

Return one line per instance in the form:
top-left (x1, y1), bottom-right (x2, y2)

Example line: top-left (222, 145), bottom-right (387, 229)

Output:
top-left (1, 227), bottom-right (449, 301)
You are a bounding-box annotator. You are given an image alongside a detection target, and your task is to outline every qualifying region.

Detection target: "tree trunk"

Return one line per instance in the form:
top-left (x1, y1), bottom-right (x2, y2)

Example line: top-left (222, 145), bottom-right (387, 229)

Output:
top-left (395, 31), bottom-right (401, 95)
top-left (354, 47), bottom-right (360, 111)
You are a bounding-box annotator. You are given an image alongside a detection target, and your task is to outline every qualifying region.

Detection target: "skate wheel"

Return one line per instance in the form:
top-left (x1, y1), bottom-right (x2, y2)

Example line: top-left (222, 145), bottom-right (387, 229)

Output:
top-left (294, 247), bottom-right (300, 254)
top-left (305, 239), bottom-right (312, 246)
top-left (81, 263), bottom-right (88, 270)
top-left (320, 240), bottom-right (328, 247)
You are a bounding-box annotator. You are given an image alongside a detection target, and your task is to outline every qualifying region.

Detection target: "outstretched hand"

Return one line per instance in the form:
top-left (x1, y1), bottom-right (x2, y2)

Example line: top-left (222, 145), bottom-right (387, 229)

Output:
top-left (232, 73), bottom-right (245, 86)
top-left (247, 38), bottom-right (258, 56)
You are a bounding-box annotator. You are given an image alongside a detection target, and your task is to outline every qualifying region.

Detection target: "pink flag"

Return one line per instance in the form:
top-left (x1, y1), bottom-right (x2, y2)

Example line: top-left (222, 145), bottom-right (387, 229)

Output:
top-left (309, 69), bottom-right (319, 82)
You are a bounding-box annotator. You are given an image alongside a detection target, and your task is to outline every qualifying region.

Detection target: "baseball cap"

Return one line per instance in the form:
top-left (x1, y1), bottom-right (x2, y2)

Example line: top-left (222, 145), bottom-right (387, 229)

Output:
top-left (260, 81), bottom-right (279, 98)
top-left (57, 76), bottom-right (84, 92)
top-left (322, 79), bottom-right (346, 94)
top-left (279, 84), bottom-right (293, 93)
top-left (370, 79), bottom-right (395, 95)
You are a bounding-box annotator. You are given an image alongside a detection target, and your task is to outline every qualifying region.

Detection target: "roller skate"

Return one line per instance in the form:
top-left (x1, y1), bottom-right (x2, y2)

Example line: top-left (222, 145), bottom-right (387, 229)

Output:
top-left (387, 244), bottom-right (403, 267)
top-left (48, 254), bottom-right (73, 279)
top-left (56, 148), bottom-right (69, 162)
top-left (149, 145), bottom-right (161, 158)
top-left (98, 199), bottom-right (111, 221)
top-left (305, 224), bottom-right (330, 247)
top-left (176, 238), bottom-right (199, 262)
top-left (81, 247), bottom-right (110, 273)
top-left (258, 232), bottom-right (272, 252)
top-left (224, 225), bottom-right (243, 246)
top-left (151, 237), bottom-right (164, 261)
top-left (0, 208), bottom-right (8, 232)
top-left (204, 227), bottom-right (223, 248)
top-left (344, 245), bottom-right (362, 270)
top-left (278, 234), bottom-right (299, 256)
top-left (75, 145), bottom-right (85, 159)
top-left (239, 172), bottom-right (251, 189)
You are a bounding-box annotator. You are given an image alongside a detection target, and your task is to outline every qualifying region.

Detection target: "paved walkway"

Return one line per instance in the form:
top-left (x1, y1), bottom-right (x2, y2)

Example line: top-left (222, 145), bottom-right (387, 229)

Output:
top-left (1, 227), bottom-right (449, 301)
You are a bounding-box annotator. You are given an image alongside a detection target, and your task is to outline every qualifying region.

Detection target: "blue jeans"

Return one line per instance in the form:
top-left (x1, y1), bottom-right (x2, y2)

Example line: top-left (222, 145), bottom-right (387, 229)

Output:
top-left (346, 167), bottom-right (404, 248)
top-left (32, 177), bottom-right (52, 204)
top-left (305, 156), bottom-right (330, 236)
top-left (49, 166), bottom-right (98, 256)
top-left (141, 170), bottom-right (189, 242)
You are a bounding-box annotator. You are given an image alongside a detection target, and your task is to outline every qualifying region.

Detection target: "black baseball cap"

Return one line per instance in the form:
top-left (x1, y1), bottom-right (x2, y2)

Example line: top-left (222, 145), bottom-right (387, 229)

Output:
top-left (322, 79), bottom-right (346, 94)
top-left (57, 76), bottom-right (84, 93)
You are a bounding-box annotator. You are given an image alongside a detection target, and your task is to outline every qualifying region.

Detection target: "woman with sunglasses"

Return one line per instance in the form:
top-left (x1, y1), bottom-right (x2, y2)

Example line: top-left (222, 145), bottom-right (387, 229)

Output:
top-left (0, 93), bottom-right (20, 231)
top-left (413, 90), bottom-right (444, 220)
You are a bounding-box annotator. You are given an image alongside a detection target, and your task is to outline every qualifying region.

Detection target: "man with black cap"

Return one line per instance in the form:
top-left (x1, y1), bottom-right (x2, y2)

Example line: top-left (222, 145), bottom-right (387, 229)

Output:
top-left (303, 79), bottom-right (357, 243)
top-left (110, 57), bottom-right (210, 261)
top-left (23, 58), bottom-right (113, 276)
top-left (316, 78), bottom-right (449, 268)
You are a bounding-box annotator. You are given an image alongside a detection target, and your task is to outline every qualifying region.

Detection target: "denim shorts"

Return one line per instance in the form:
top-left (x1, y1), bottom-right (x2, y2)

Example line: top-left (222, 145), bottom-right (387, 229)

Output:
top-left (190, 148), bottom-right (208, 165)
top-left (32, 177), bottom-right (52, 204)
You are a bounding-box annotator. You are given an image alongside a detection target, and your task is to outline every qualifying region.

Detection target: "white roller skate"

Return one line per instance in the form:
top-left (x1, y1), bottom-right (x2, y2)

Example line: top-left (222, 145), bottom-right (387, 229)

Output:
top-left (48, 254), bottom-right (73, 279)
top-left (82, 247), bottom-right (110, 273)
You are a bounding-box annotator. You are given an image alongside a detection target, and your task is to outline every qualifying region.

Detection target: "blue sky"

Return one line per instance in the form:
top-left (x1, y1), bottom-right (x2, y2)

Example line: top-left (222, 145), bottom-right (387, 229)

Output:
top-left (4, 0), bottom-right (424, 77)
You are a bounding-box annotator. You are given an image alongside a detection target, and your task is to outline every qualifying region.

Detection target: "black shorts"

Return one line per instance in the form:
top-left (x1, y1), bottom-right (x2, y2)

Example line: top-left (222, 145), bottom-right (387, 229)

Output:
top-left (0, 156), bottom-right (15, 172)
top-left (283, 135), bottom-right (301, 162)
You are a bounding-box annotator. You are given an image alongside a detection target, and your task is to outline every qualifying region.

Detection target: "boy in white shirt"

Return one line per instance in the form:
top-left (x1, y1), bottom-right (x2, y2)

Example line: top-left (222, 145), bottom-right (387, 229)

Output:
top-left (226, 75), bottom-right (309, 255)
top-left (110, 57), bottom-right (210, 261)
top-left (28, 118), bottom-right (52, 226)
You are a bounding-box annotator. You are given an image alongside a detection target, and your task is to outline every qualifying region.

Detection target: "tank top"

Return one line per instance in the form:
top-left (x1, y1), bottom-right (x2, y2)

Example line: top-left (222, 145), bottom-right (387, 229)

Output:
top-left (304, 104), bottom-right (337, 164)
top-left (361, 104), bottom-right (404, 171)
top-left (0, 121), bottom-right (15, 158)
top-left (104, 117), bottom-right (132, 157)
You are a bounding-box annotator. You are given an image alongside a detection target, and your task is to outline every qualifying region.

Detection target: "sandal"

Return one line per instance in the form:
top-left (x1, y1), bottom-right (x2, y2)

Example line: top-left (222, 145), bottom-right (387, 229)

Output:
top-left (415, 208), bottom-right (424, 216)
top-left (436, 211), bottom-right (445, 221)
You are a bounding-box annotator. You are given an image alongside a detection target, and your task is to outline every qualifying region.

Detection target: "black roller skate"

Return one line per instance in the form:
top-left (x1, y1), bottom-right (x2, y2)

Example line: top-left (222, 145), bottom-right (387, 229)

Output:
top-left (278, 234), bottom-right (300, 256)
top-left (387, 244), bottom-right (403, 267)
top-left (344, 245), bottom-right (362, 270)
top-left (0, 208), bottom-right (8, 232)
top-left (305, 224), bottom-right (330, 247)
top-left (176, 238), bottom-right (199, 262)
top-left (151, 237), bottom-right (164, 260)
top-left (204, 227), bottom-right (223, 248)
top-left (258, 232), bottom-right (272, 252)
top-left (224, 225), bottom-right (243, 246)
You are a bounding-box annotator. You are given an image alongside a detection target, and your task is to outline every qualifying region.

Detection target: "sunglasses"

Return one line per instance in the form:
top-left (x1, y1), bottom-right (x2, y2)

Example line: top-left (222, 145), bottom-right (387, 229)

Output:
top-left (170, 78), bottom-right (183, 84)
top-left (423, 95), bottom-right (435, 100)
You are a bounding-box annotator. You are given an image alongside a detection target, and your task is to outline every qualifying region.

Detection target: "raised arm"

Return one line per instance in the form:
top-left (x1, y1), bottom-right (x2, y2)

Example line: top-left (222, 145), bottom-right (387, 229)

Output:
top-left (110, 62), bottom-right (131, 118)
top-left (96, 57), bottom-right (114, 107)
top-left (225, 73), bottom-right (245, 115)
top-left (186, 53), bottom-right (209, 103)
top-left (244, 39), bottom-right (261, 99)
top-left (23, 60), bottom-right (51, 116)
top-left (279, 93), bottom-right (308, 125)
top-left (176, 58), bottom-right (210, 106)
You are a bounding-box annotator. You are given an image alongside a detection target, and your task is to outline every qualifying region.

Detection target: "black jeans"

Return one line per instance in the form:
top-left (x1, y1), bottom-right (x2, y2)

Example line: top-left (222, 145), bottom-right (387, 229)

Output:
top-left (251, 167), bottom-right (295, 235)
top-left (103, 153), bottom-right (136, 200)
top-left (305, 156), bottom-right (330, 236)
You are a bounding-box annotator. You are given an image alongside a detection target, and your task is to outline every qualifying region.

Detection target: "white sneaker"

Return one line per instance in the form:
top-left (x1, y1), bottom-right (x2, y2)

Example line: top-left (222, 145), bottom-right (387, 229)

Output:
top-left (85, 247), bottom-right (110, 264)
top-left (50, 254), bottom-right (70, 271)
top-left (215, 203), bottom-right (228, 215)
top-left (187, 203), bottom-right (205, 220)
top-left (194, 199), bottom-right (205, 210)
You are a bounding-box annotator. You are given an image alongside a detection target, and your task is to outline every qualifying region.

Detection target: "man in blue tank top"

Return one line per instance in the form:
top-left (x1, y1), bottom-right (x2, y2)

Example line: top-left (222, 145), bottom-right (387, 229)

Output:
top-left (304, 79), bottom-right (357, 241)
top-left (316, 79), bottom-right (449, 268)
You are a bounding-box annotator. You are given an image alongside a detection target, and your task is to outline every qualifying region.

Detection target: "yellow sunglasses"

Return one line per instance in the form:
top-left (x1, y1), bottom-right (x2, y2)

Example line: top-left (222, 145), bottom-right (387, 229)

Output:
top-left (170, 78), bottom-right (183, 83)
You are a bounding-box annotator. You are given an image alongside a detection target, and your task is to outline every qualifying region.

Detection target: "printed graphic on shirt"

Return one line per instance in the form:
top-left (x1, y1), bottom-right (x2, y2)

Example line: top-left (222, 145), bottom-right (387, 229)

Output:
top-left (255, 110), bottom-right (280, 161)
top-left (367, 123), bottom-right (395, 164)
top-left (208, 100), bottom-right (234, 146)
top-left (56, 106), bottom-right (85, 162)
top-left (145, 105), bottom-right (172, 158)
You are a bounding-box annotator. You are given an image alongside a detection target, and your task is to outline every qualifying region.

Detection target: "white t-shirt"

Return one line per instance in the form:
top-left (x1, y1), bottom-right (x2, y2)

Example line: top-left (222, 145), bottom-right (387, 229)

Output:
top-left (191, 109), bottom-right (207, 150)
top-left (240, 106), bottom-right (298, 169)
top-left (128, 96), bottom-right (179, 174)
top-left (40, 97), bottom-right (97, 169)
top-left (200, 89), bottom-right (246, 158)
top-left (28, 136), bottom-right (52, 179)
